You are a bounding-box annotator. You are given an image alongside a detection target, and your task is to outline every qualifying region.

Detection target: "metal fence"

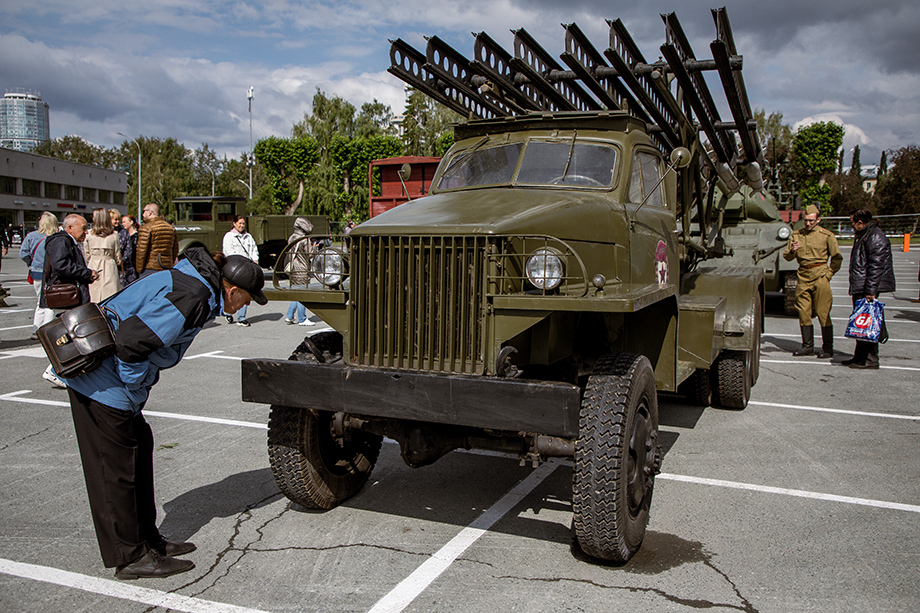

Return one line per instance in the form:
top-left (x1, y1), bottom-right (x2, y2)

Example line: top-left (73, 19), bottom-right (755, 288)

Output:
top-left (822, 213), bottom-right (920, 239)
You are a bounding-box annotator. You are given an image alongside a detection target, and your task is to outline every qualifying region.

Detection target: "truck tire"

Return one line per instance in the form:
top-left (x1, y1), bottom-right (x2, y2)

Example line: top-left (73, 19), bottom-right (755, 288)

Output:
top-left (783, 273), bottom-right (797, 316)
top-left (573, 353), bottom-right (660, 563)
top-left (680, 369), bottom-right (711, 406)
top-left (711, 350), bottom-right (751, 410)
top-left (267, 406), bottom-right (382, 509)
top-left (267, 330), bottom-right (380, 509)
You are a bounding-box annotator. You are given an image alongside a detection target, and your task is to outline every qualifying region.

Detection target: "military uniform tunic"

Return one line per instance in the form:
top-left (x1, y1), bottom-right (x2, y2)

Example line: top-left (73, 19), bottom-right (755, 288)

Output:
top-left (783, 225), bottom-right (842, 326)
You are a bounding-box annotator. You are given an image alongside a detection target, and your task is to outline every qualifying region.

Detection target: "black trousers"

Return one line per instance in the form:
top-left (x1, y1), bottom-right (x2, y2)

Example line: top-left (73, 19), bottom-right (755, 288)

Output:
top-left (68, 388), bottom-right (160, 568)
top-left (851, 294), bottom-right (887, 366)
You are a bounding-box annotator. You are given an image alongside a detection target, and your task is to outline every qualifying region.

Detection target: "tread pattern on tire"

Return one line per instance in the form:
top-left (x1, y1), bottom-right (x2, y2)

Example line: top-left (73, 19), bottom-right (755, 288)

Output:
top-left (573, 353), bottom-right (659, 563)
top-left (268, 330), bottom-right (380, 509)
top-left (712, 350), bottom-right (750, 410)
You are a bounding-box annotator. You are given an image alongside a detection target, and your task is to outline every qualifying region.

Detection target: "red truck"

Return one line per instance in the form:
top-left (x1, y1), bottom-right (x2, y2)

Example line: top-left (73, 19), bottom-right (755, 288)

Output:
top-left (368, 156), bottom-right (441, 218)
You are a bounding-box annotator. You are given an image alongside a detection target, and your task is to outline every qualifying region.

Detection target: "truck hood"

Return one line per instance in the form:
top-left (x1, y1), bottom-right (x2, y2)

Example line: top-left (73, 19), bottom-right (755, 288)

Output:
top-left (356, 187), bottom-right (625, 243)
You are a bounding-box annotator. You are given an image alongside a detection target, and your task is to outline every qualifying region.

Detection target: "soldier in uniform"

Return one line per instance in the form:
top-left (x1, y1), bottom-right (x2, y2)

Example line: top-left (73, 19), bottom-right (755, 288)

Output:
top-left (783, 204), bottom-right (843, 357)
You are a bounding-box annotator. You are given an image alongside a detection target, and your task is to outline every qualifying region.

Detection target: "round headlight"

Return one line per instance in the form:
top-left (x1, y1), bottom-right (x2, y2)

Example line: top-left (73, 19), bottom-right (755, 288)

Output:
top-left (311, 248), bottom-right (346, 287)
top-left (525, 248), bottom-right (564, 290)
top-left (777, 226), bottom-right (792, 240)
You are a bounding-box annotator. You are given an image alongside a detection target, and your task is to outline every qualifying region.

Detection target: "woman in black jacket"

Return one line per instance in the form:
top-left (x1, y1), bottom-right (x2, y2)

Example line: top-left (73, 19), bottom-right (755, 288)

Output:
top-left (844, 208), bottom-right (896, 369)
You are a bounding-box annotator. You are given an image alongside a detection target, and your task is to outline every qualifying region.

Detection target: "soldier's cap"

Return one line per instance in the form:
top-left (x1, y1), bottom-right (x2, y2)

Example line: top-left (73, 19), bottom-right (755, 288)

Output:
top-left (221, 255), bottom-right (268, 305)
top-left (805, 204), bottom-right (821, 216)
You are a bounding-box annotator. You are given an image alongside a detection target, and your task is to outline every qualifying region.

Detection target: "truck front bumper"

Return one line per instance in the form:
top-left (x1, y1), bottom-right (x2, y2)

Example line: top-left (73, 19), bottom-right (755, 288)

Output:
top-left (242, 359), bottom-right (582, 438)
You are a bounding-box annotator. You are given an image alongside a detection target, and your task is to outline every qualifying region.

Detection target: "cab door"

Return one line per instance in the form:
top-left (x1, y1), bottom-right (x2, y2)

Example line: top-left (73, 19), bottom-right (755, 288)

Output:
top-left (625, 149), bottom-right (677, 287)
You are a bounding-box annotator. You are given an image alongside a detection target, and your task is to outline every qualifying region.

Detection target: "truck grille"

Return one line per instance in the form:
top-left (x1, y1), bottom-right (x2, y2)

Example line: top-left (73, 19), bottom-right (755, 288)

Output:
top-left (351, 236), bottom-right (488, 374)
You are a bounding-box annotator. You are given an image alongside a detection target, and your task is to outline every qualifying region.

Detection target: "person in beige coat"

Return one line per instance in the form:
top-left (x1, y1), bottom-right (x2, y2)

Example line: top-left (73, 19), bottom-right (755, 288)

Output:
top-left (85, 207), bottom-right (122, 302)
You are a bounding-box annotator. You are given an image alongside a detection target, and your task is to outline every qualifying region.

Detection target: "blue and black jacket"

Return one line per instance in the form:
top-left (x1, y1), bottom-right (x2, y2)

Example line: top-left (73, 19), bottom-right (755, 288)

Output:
top-left (64, 248), bottom-right (223, 413)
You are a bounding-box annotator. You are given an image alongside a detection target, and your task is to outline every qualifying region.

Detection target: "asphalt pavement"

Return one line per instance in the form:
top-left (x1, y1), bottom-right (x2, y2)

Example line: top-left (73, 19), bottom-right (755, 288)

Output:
top-left (1, 245), bottom-right (918, 612)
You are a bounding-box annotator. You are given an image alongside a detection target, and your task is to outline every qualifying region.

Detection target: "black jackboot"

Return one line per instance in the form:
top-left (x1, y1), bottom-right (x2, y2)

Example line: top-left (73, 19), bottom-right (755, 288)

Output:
top-left (793, 325), bottom-right (814, 356)
top-left (816, 325), bottom-right (834, 358)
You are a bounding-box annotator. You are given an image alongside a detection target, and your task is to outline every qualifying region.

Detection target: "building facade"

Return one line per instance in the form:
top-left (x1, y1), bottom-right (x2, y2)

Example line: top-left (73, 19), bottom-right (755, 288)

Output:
top-left (1, 147), bottom-right (128, 235)
top-left (0, 89), bottom-right (51, 152)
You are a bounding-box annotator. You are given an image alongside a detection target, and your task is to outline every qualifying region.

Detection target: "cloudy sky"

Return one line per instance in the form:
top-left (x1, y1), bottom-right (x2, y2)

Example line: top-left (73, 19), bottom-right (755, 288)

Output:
top-left (2, 0), bottom-right (918, 167)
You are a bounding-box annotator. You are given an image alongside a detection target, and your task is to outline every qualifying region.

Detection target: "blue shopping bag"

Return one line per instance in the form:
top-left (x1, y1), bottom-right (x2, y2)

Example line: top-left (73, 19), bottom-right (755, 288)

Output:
top-left (844, 298), bottom-right (884, 342)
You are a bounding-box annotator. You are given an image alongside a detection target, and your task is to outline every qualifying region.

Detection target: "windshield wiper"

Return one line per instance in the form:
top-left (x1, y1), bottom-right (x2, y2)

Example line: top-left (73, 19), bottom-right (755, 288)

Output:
top-left (442, 136), bottom-right (490, 176)
top-left (559, 130), bottom-right (577, 183)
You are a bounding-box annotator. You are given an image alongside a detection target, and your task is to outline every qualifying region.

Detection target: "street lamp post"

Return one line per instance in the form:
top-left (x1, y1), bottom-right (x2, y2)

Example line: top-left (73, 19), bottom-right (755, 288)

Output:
top-left (118, 133), bottom-right (141, 219)
top-left (247, 86), bottom-right (254, 200)
top-left (205, 164), bottom-right (216, 197)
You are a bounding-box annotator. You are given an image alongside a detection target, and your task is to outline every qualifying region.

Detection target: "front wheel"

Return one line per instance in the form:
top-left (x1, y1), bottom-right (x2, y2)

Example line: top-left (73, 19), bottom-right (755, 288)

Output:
top-left (573, 353), bottom-right (661, 562)
top-left (268, 406), bottom-right (382, 509)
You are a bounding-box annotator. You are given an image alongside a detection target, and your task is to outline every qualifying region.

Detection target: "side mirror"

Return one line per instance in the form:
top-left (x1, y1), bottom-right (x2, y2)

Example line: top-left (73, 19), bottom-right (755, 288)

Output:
top-left (669, 147), bottom-right (692, 169)
top-left (398, 163), bottom-right (412, 182)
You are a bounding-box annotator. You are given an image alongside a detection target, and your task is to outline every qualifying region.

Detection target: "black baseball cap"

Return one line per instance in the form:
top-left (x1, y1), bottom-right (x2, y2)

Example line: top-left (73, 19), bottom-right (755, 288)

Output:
top-left (221, 255), bottom-right (268, 305)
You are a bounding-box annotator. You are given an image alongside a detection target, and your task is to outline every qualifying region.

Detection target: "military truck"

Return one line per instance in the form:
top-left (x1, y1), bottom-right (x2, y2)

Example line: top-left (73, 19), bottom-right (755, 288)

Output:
top-left (172, 196), bottom-right (329, 267)
top-left (702, 186), bottom-right (798, 314)
top-left (242, 8), bottom-right (764, 563)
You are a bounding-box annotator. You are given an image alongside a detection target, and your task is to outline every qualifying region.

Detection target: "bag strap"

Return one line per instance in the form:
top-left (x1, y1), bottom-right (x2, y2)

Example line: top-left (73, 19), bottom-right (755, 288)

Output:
top-left (31, 236), bottom-right (46, 261)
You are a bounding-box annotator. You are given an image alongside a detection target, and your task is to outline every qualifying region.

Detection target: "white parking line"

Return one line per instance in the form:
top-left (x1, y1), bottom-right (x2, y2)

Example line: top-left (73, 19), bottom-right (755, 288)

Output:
top-left (0, 308), bottom-right (34, 314)
top-left (368, 459), bottom-right (561, 613)
top-left (748, 400), bottom-right (920, 421)
top-left (0, 324), bottom-right (32, 331)
top-left (184, 350), bottom-right (245, 361)
top-left (658, 474), bottom-right (920, 514)
top-left (765, 332), bottom-right (920, 344)
top-left (759, 358), bottom-right (920, 372)
top-left (0, 558), bottom-right (270, 613)
top-left (0, 391), bottom-right (267, 429)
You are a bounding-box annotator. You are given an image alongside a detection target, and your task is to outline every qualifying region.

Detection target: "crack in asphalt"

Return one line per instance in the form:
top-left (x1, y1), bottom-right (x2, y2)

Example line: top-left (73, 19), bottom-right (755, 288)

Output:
top-left (144, 496), bottom-right (431, 612)
top-left (0, 426), bottom-right (52, 452)
top-left (486, 572), bottom-right (760, 612)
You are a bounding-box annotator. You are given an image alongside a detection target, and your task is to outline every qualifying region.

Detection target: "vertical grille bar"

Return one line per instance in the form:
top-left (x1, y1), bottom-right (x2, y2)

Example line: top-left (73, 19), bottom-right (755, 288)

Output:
top-left (352, 236), bottom-right (485, 374)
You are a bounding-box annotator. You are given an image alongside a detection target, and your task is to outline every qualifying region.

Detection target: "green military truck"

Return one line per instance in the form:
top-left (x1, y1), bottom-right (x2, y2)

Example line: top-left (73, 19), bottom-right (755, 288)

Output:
top-left (242, 8), bottom-right (764, 563)
top-left (173, 196), bottom-right (329, 268)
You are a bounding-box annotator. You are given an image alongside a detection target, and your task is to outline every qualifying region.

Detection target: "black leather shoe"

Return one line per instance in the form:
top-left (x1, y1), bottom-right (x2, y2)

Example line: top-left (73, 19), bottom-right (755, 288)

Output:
top-left (815, 349), bottom-right (833, 358)
top-left (115, 550), bottom-right (194, 580)
top-left (841, 357), bottom-right (858, 366)
top-left (848, 362), bottom-right (879, 370)
top-left (225, 314), bottom-right (233, 324)
top-left (156, 537), bottom-right (197, 557)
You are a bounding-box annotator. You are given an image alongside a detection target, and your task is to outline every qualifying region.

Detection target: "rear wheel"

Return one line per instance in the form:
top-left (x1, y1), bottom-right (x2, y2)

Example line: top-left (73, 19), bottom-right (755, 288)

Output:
top-left (711, 350), bottom-right (751, 410)
top-left (783, 273), bottom-right (797, 316)
top-left (680, 368), bottom-right (711, 406)
top-left (573, 353), bottom-right (661, 562)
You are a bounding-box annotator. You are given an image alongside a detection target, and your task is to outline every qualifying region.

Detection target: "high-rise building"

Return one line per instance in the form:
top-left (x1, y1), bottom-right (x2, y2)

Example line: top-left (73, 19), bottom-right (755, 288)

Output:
top-left (0, 89), bottom-right (51, 152)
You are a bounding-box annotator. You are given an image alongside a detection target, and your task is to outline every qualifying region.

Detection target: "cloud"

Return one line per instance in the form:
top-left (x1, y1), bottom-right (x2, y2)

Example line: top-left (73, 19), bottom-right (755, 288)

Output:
top-left (1, 0), bottom-right (918, 164)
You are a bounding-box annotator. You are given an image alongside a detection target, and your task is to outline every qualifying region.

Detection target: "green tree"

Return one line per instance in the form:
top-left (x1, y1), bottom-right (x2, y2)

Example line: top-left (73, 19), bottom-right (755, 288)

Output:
top-left (878, 151), bottom-right (888, 178)
top-left (254, 136), bottom-right (319, 215)
top-left (876, 146), bottom-right (920, 216)
top-left (791, 121), bottom-right (844, 215)
top-left (849, 145), bottom-right (862, 178)
top-left (331, 133), bottom-right (403, 221)
top-left (117, 136), bottom-right (198, 220)
top-left (401, 89), bottom-right (462, 156)
top-left (33, 135), bottom-right (119, 169)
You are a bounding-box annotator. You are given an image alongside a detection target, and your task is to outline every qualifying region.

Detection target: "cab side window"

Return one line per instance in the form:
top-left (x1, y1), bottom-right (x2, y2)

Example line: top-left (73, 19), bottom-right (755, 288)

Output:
top-left (628, 152), bottom-right (664, 207)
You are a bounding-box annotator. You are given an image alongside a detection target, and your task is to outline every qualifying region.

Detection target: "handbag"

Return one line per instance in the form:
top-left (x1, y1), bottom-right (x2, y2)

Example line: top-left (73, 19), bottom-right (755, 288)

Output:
top-left (845, 298), bottom-right (884, 342)
top-left (37, 303), bottom-right (116, 378)
top-left (44, 283), bottom-right (81, 309)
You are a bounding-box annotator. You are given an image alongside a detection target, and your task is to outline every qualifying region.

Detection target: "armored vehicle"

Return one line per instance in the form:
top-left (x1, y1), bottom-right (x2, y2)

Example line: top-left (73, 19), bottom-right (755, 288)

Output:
top-left (243, 8), bottom-right (764, 563)
top-left (703, 186), bottom-right (798, 314)
top-left (173, 196), bottom-right (329, 267)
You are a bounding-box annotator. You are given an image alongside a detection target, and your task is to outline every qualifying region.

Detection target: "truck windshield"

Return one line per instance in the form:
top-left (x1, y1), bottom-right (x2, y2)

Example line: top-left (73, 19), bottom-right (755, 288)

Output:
top-left (436, 139), bottom-right (617, 190)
